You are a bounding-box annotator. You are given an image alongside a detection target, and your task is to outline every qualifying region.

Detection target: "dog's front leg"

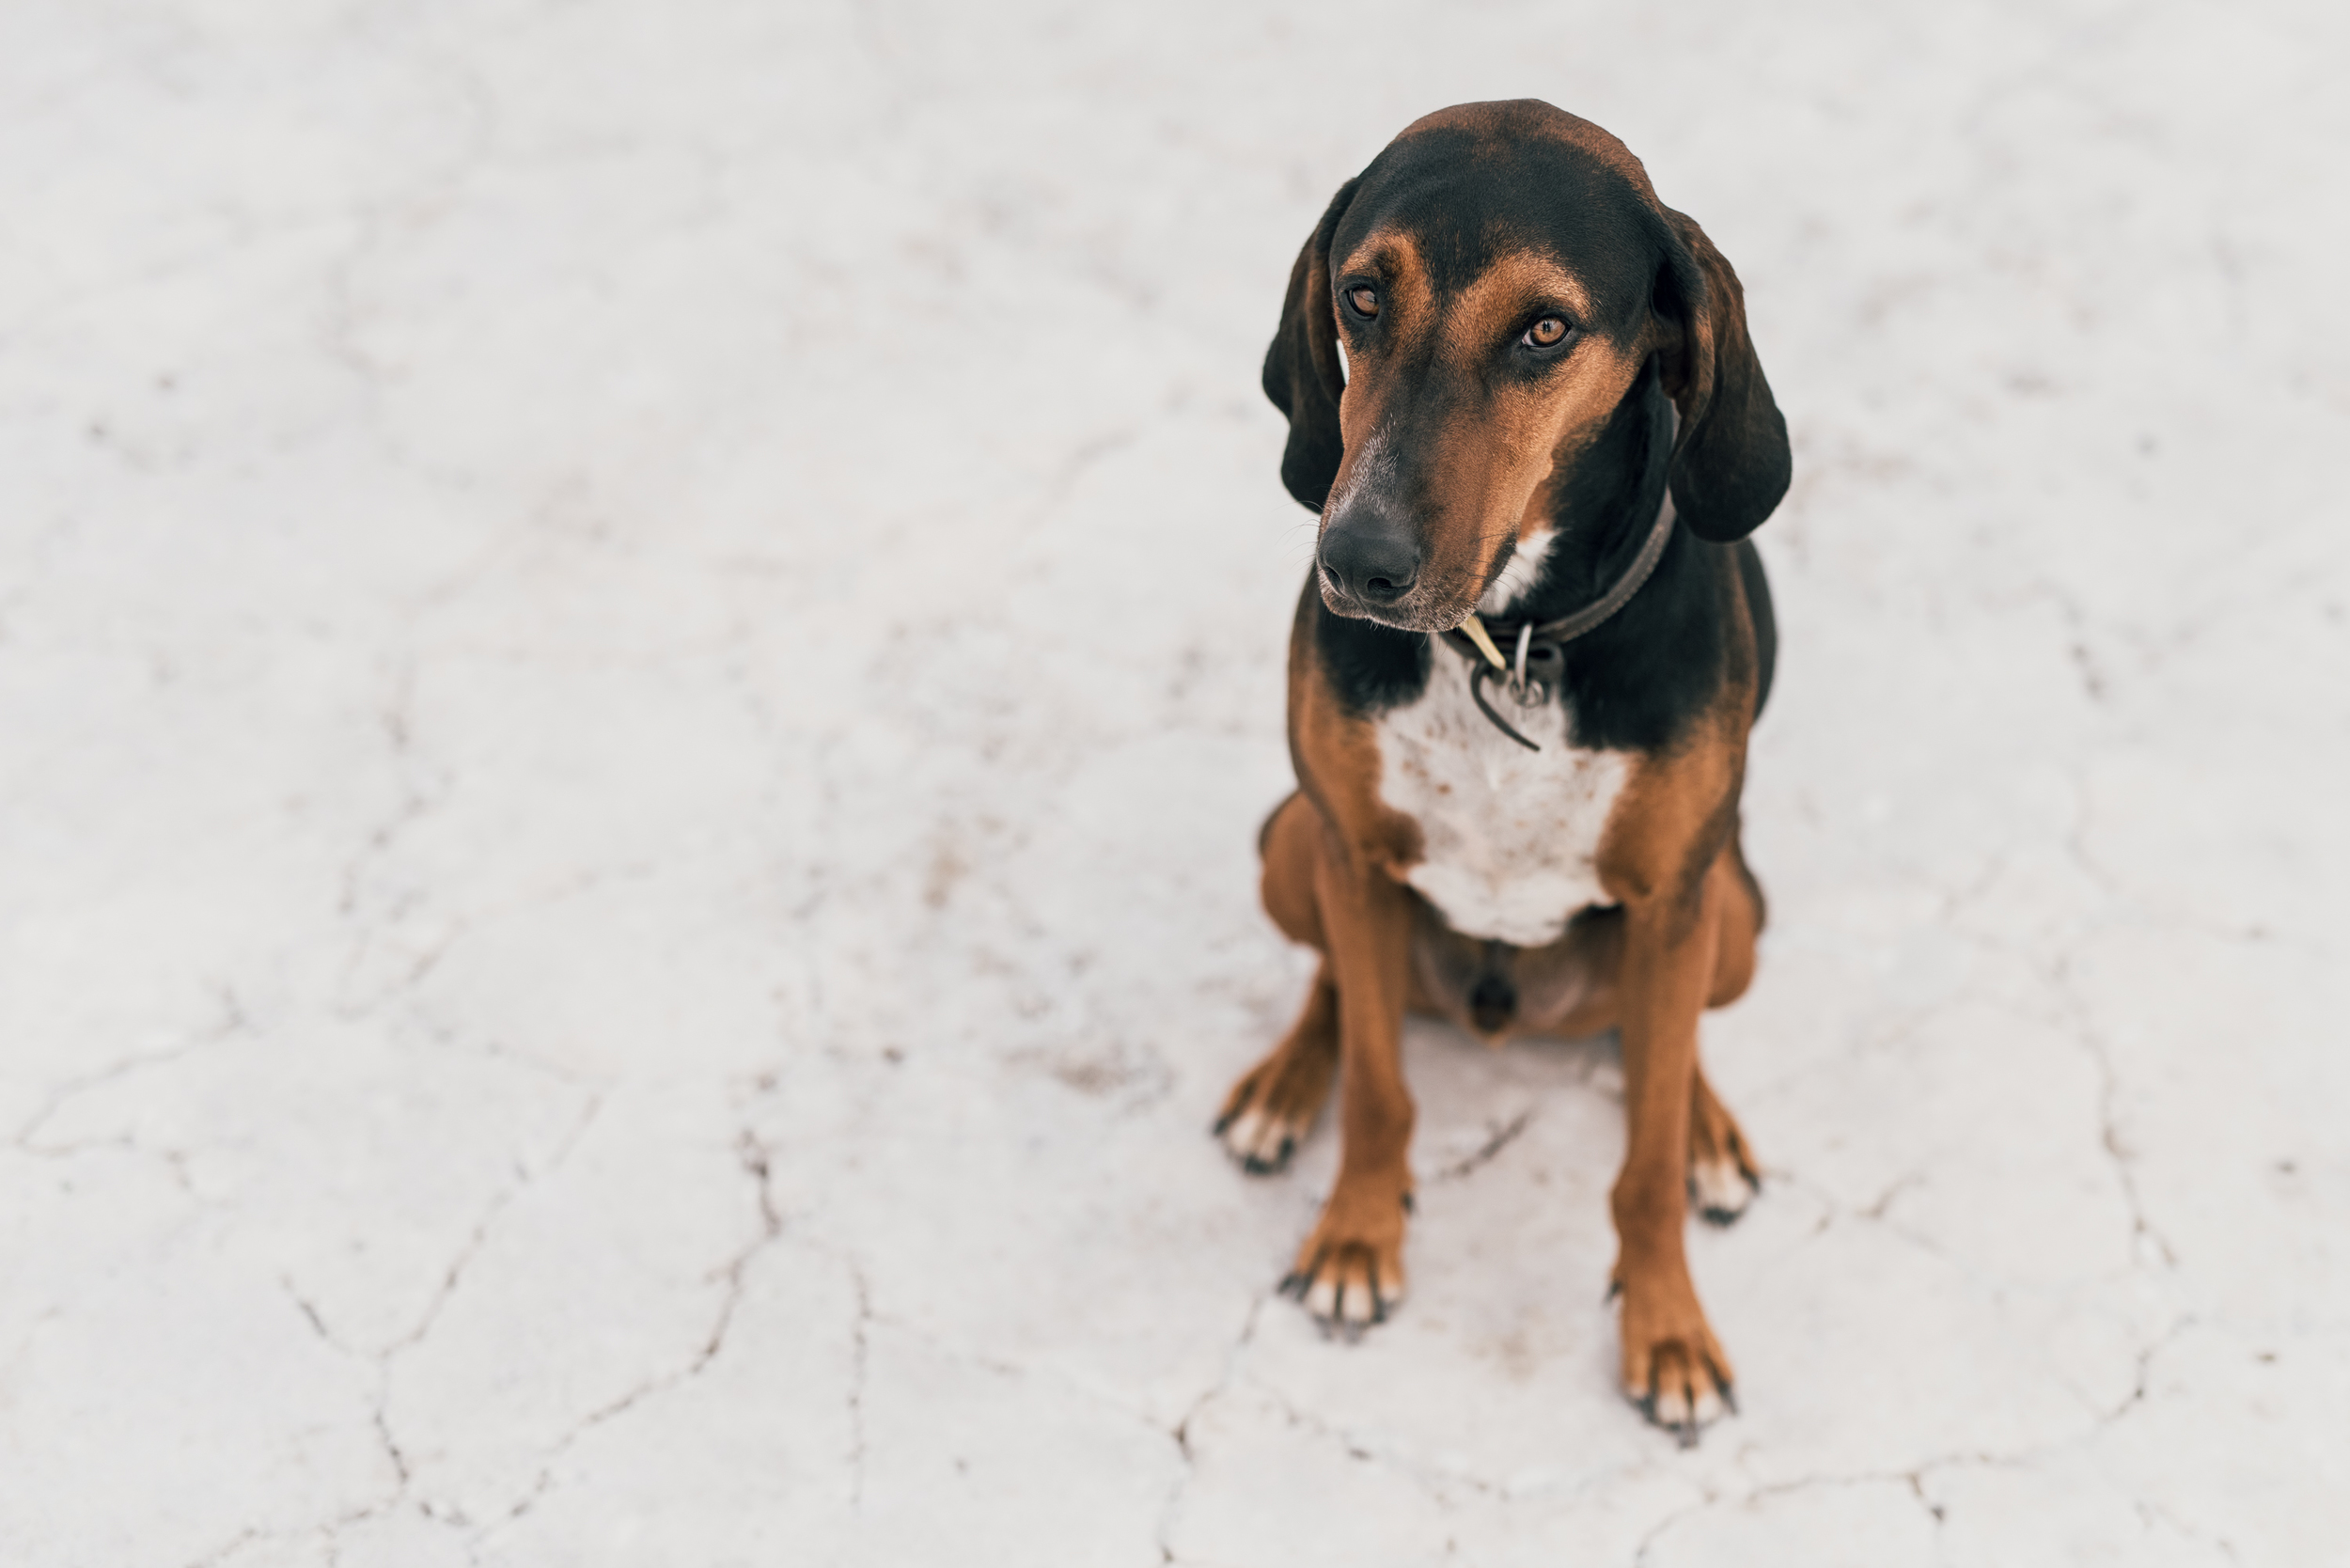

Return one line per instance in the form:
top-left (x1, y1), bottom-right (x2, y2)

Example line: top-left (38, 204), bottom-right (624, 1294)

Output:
top-left (1283, 833), bottom-right (1416, 1331)
top-left (1610, 863), bottom-right (1734, 1440)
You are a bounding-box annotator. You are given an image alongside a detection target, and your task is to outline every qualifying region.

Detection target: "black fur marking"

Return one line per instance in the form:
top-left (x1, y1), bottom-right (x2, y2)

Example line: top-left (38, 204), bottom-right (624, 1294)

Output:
top-left (1309, 580), bottom-right (1431, 717)
top-left (1653, 211), bottom-right (1792, 543)
top-left (1505, 365), bottom-right (1748, 754)
top-left (1337, 123), bottom-right (1665, 335)
top-left (1261, 179), bottom-right (1360, 511)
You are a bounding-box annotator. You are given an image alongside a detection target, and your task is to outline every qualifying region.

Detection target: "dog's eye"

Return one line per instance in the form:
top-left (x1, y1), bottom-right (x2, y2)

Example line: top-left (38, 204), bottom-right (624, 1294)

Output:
top-left (1346, 286), bottom-right (1379, 320)
top-left (1523, 316), bottom-right (1568, 349)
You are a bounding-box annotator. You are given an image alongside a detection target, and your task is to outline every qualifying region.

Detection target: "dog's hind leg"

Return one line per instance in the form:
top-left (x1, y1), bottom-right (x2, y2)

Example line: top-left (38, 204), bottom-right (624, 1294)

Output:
top-left (1217, 792), bottom-right (1339, 1172)
top-left (1689, 839), bottom-right (1763, 1223)
top-left (1704, 830), bottom-right (1765, 1009)
top-left (1687, 1065), bottom-right (1761, 1225)
top-left (1216, 964), bottom-right (1338, 1174)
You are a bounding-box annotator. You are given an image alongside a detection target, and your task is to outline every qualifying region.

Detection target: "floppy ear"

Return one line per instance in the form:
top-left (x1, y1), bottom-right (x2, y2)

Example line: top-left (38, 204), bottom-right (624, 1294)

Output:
top-left (1653, 209), bottom-right (1791, 542)
top-left (1261, 178), bottom-right (1359, 511)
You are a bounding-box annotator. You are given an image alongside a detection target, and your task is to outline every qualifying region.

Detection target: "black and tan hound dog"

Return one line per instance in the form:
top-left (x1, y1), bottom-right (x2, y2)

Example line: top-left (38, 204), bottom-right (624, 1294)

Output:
top-left (1215, 101), bottom-right (1788, 1441)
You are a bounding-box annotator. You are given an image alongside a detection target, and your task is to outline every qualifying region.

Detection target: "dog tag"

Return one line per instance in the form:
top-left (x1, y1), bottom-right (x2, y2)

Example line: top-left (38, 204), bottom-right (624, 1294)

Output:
top-left (1511, 626), bottom-right (1555, 708)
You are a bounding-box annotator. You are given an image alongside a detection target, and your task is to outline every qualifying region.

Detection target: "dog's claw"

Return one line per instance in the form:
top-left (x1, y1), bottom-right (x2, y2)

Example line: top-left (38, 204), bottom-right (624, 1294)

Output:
top-left (1634, 1377), bottom-right (1707, 1450)
top-left (1626, 1364), bottom-right (1733, 1445)
top-left (1284, 1224), bottom-right (1405, 1336)
top-left (1239, 1134), bottom-right (1296, 1176)
top-left (1620, 1283), bottom-right (1734, 1444)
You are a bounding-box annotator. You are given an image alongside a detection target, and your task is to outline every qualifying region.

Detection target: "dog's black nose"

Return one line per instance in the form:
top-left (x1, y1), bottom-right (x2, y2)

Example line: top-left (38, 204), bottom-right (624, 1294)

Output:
top-left (1320, 510), bottom-right (1421, 605)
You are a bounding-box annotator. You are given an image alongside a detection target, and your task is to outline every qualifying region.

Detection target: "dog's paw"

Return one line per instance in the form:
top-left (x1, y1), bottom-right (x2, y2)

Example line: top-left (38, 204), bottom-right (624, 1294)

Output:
top-left (1215, 1101), bottom-right (1308, 1174)
top-left (1687, 1087), bottom-right (1762, 1227)
top-left (1214, 1043), bottom-right (1335, 1176)
top-left (1615, 1267), bottom-right (1735, 1447)
top-left (1282, 1188), bottom-right (1408, 1335)
top-left (1689, 1152), bottom-right (1760, 1226)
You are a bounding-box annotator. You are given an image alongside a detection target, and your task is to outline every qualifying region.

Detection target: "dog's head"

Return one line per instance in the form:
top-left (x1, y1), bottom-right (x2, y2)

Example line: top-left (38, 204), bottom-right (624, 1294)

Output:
top-left (1264, 101), bottom-right (1790, 632)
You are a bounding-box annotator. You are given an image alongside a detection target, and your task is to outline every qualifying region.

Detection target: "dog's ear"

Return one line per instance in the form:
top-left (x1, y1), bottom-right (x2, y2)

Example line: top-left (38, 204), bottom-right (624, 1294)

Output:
top-left (1261, 179), bottom-right (1359, 511)
top-left (1653, 209), bottom-right (1791, 542)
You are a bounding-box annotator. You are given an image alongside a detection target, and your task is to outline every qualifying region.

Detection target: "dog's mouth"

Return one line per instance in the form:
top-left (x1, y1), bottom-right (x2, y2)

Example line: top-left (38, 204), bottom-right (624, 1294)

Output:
top-left (1316, 538), bottom-right (1522, 635)
top-left (1315, 572), bottom-right (1474, 634)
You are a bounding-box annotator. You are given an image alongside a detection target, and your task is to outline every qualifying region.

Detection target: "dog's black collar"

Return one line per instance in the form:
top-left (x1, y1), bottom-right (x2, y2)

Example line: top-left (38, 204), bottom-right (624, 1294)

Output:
top-left (1438, 490), bottom-right (1681, 751)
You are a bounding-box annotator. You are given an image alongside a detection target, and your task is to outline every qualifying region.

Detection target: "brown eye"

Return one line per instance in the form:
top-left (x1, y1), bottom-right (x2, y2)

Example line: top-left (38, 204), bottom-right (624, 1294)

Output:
top-left (1524, 316), bottom-right (1568, 348)
top-left (1347, 286), bottom-right (1379, 319)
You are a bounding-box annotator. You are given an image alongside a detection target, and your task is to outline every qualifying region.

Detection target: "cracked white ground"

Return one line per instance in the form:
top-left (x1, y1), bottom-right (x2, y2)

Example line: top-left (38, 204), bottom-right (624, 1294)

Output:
top-left (3, 4), bottom-right (2345, 1565)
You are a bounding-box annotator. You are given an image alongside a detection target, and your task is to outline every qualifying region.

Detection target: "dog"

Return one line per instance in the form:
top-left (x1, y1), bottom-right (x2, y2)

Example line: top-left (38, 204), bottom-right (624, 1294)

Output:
top-left (1214, 100), bottom-right (1788, 1442)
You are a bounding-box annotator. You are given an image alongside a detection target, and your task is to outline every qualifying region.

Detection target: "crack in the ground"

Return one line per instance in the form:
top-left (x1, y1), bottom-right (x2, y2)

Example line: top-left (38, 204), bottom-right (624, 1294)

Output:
top-left (1629, 1464), bottom-right (1958, 1566)
top-left (1155, 1290), bottom-right (1269, 1562)
top-left (847, 1255), bottom-right (874, 1513)
top-left (1625, 1311), bottom-right (2205, 1567)
top-left (2048, 944), bottom-right (2180, 1271)
top-left (270, 1275), bottom-right (418, 1562)
top-left (476, 1121), bottom-right (795, 1539)
top-left (1431, 1109), bottom-right (1533, 1182)
top-left (179, 1528), bottom-right (261, 1568)
top-left (14, 985), bottom-right (246, 1150)
top-left (2098, 1314), bottom-right (2194, 1427)
top-left (227, 1089), bottom-right (610, 1560)
top-left (377, 1091), bottom-right (604, 1363)
top-left (2135, 1497), bottom-right (2243, 1563)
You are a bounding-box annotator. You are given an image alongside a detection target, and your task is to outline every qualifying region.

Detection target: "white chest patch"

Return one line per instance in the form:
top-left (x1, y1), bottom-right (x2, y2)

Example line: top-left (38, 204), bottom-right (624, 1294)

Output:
top-left (1373, 649), bottom-right (1628, 947)
top-left (1480, 526), bottom-right (1554, 615)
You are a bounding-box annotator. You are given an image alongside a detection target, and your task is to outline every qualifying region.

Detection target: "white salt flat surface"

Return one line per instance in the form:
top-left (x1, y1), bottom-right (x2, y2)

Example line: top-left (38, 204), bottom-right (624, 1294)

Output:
top-left (4, 3), bottom-right (2346, 1563)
